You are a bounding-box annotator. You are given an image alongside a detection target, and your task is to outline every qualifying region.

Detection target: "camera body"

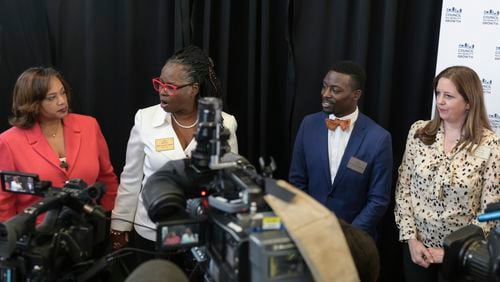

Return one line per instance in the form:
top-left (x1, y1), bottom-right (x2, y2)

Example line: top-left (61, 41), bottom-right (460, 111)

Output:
top-left (149, 175), bottom-right (311, 282)
top-left (0, 172), bottom-right (107, 281)
top-left (143, 97), bottom-right (312, 282)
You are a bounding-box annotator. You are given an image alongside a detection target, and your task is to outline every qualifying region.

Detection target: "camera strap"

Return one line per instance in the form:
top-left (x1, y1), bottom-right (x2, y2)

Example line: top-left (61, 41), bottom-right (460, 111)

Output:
top-left (264, 180), bottom-right (360, 282)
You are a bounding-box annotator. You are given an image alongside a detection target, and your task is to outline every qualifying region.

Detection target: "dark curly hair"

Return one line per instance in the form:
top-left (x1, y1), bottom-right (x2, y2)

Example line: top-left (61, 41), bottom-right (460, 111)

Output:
top-left (330, 61), bottom-right (366, 91)
top-left (9, 67), bottom-right (71, 129)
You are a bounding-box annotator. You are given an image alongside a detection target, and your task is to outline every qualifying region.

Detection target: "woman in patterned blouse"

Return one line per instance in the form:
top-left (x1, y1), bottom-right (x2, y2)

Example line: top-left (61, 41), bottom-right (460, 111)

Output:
top-left (395, 66), bottom-right (499, 282)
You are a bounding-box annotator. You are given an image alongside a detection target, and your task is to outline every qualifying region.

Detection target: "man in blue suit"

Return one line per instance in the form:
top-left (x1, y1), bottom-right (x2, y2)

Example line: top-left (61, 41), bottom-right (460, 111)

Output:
top-left (289, 61), bottom-right (393, 239)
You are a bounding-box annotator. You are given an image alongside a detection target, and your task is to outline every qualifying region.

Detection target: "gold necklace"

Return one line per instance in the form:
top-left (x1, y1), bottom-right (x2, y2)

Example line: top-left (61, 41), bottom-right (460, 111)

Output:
top-left (44, 129), bottom-right (57, 138)
top-left (42, 123), bottom-right (62, 138)
top-left (48, 127), bottom-right (59, 138)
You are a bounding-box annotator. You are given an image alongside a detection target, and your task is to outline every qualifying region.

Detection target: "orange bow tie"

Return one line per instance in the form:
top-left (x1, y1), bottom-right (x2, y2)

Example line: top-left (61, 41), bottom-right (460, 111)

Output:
top-left (325, 118), bottom-right (351, 131)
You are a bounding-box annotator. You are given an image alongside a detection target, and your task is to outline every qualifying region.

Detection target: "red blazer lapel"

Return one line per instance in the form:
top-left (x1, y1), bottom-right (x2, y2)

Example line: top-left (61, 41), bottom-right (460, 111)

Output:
top-left (25, 123), bottom-right (62, 171)
top-left (63, 116), bottom-right (82, 175)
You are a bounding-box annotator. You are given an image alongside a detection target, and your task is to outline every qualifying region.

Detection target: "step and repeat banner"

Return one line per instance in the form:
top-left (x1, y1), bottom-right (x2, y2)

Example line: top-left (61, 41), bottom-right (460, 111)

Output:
top-left (435, 0), bottom-right (500, 135)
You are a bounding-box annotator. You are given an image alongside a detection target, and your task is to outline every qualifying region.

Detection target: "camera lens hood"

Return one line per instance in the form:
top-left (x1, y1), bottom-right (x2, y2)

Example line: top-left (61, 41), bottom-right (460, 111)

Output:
top-left (143, 168), bottom-right (188, 222)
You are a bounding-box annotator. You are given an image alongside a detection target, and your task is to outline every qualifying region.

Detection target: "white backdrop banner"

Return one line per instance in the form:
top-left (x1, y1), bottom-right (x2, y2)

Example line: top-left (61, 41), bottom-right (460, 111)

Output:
top-left (435, 0), bottom-right (500, 135)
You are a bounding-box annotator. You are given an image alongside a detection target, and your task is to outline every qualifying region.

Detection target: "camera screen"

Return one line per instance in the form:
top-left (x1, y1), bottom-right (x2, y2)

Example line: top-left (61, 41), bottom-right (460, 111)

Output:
top-left (157, 221), bottom-right (202, 251)
top-left (268, 253), bottom-right (306, 278)
top-left (0, 171), bottom-right (39, 195)
top-left (0, 265), bottom-right (16, 282)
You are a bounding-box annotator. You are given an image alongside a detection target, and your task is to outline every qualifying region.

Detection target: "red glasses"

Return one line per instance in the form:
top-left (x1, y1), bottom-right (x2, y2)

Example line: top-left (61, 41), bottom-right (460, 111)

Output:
top-left (152, 77), bottom-right (193, 96)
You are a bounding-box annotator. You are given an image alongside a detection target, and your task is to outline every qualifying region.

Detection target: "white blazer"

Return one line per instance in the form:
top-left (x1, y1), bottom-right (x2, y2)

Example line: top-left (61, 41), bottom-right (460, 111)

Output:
top-left (111, 104), bottom-right (238, 240)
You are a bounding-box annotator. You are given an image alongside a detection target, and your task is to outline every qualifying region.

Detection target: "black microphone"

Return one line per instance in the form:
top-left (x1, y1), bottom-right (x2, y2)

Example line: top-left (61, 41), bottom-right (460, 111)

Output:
top-left (125, 259), bottom-right (188, 282)
top-left (60, 160), bottom-right (69, 169)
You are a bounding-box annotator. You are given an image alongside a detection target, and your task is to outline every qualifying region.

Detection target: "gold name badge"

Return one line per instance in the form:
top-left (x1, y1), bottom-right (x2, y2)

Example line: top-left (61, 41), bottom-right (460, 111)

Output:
top-left (155, 138), bottom-right (174, 152)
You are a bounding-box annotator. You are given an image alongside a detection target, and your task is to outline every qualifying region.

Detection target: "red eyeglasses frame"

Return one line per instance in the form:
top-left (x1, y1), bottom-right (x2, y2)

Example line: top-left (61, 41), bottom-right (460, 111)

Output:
top-left (152, 77), bottom-right (193, 95)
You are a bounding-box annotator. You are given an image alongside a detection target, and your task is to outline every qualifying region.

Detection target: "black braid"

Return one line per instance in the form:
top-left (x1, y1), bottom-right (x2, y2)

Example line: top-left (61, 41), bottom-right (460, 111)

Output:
top-left (167, 45), bottom-right (221, 99)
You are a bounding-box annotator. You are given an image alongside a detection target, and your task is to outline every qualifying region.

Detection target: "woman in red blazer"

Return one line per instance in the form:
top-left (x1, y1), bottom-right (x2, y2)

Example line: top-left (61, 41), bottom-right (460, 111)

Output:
top-left (0, 67), bottom-right (118, 221)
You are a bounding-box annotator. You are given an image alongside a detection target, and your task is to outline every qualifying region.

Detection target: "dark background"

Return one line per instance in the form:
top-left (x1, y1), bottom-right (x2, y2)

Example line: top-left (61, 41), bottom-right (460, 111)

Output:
top-left (0, 0), bottom-right (443, 280)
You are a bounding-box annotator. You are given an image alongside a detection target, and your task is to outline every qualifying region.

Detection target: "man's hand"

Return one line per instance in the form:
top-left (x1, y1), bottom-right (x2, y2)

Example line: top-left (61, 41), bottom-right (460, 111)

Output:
top-left (408, 239), bottom-right (434, 268)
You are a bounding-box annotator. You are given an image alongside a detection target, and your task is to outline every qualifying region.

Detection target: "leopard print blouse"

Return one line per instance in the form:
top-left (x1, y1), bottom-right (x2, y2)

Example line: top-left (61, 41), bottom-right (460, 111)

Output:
top-left (395, 120), bottom-right (500, 248)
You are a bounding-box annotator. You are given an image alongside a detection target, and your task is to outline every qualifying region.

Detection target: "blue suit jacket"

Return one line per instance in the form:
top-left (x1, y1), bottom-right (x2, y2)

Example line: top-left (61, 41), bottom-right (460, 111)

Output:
top-left (289, 111), bottom-right (393, 238)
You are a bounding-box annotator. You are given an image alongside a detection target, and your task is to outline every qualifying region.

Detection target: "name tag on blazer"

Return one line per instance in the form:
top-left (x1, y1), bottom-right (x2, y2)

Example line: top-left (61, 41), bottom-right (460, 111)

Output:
top-left (347, 157), bottom-right (367, 174)
top-left (155, 138), bottom-right (174, 152)
top-left (474, 145), bottom-right (491, 160)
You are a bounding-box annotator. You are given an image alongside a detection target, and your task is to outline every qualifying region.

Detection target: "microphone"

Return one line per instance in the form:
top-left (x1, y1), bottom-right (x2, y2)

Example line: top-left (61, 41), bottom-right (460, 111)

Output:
top-left (477, 210), bottom-right (500, 222)
top-left (60, 160), bottom-right (69, 169)
top-left (125, 259), bottom-right (188, 282)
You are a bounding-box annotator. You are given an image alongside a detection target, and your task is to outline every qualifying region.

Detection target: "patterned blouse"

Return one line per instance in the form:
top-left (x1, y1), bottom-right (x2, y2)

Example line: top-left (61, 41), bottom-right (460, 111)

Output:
top-left (395, 120), bottom-right (500, 248)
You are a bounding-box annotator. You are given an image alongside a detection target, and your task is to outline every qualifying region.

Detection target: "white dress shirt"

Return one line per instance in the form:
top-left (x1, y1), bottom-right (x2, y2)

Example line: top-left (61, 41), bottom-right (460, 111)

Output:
top-left (328, 108), bottom-right (358, 184)
top-left (111, 104), bottom-right (238, 241)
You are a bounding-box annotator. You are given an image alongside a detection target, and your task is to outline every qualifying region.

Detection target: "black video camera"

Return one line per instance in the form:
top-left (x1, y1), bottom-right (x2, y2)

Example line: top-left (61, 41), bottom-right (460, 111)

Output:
top-left (0, 171), bottom-right (107, 282)
top-left (141, 97), bottom-right (312, 282)
top-left (442, 203), bottom-right (500, 282)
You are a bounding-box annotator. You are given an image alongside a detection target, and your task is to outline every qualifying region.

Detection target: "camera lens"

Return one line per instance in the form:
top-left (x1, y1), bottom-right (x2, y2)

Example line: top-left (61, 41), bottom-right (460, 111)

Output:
top-left (461, 240), bottom-right (491, 281)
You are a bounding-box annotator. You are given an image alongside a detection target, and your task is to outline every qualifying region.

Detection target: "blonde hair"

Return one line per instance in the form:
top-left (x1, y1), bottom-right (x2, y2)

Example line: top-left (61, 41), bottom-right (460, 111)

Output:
top-left (414, 66), bottom-right (491, 151)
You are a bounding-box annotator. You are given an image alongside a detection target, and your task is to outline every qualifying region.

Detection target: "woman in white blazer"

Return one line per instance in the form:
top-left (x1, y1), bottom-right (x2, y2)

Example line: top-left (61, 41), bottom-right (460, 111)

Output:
top-left (110, 46), bottom-right (238, 255)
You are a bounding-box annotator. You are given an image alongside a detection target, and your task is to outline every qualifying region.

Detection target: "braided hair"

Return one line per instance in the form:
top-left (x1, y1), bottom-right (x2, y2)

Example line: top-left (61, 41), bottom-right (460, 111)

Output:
top-left (166, 45), bottom-right (221, 99)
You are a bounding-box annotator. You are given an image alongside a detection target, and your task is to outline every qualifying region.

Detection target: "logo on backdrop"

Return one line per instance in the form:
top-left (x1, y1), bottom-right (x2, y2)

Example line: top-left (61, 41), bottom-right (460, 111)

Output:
top-left (483, 9), bottom-right (499, 25)
top-left (445, 7), bottom-right (462, 23)
top-left (482, 78), bottom-right (492, 95)
top-left (489, 113), bottom-right (500, 134)
top-left (457, 43), bottom-right (475, 59)
top-left (495, 46), bottom-right (500, 60)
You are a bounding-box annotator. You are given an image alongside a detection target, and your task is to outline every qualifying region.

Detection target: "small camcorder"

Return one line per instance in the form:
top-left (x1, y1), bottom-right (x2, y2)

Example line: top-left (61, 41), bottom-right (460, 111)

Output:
top-left (0, 171), bottom-right (43, 196)
top-left (0, 171), bottom-right (107, 282)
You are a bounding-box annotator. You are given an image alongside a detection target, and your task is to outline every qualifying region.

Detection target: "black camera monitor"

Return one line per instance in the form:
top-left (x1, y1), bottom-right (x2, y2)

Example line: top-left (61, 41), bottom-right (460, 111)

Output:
top-left (0, 171), bottom-right (39, 195)
top-left (157, 219), bottom-right (204, 251)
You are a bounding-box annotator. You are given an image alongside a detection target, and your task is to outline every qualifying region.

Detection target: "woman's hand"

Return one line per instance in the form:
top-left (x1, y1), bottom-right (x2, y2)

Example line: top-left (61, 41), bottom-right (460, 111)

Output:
top-left (427, 247), bottom-right (444, 264)
top-left (110, 229), bottom-right (129, 250)
top-left (408, 239), bottom-right (434, 268)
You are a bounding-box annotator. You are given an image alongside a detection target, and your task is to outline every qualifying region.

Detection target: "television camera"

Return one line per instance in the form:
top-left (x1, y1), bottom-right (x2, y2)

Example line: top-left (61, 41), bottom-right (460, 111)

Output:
top-left (442, 203), bottom-right (500, 282)
top-left (141, 97), bottom-right (312, 282)
top-left (0, 172), bottom-right (107, 282)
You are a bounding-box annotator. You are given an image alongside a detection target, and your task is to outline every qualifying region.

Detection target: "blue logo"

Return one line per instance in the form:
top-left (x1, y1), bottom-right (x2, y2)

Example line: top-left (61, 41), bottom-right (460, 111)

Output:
top-left (481, 78), bottom-right (492, 95)
top-left (458, 43), bottom-right (474, 48)
top-left (489, 113), bottom-right (500, 134)
top-left (483, 9), bottom-right (499, 25)
top-left (445, 7), bottom-right (462, 23)
top-left (457, 43), bottom-right (474, 59)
